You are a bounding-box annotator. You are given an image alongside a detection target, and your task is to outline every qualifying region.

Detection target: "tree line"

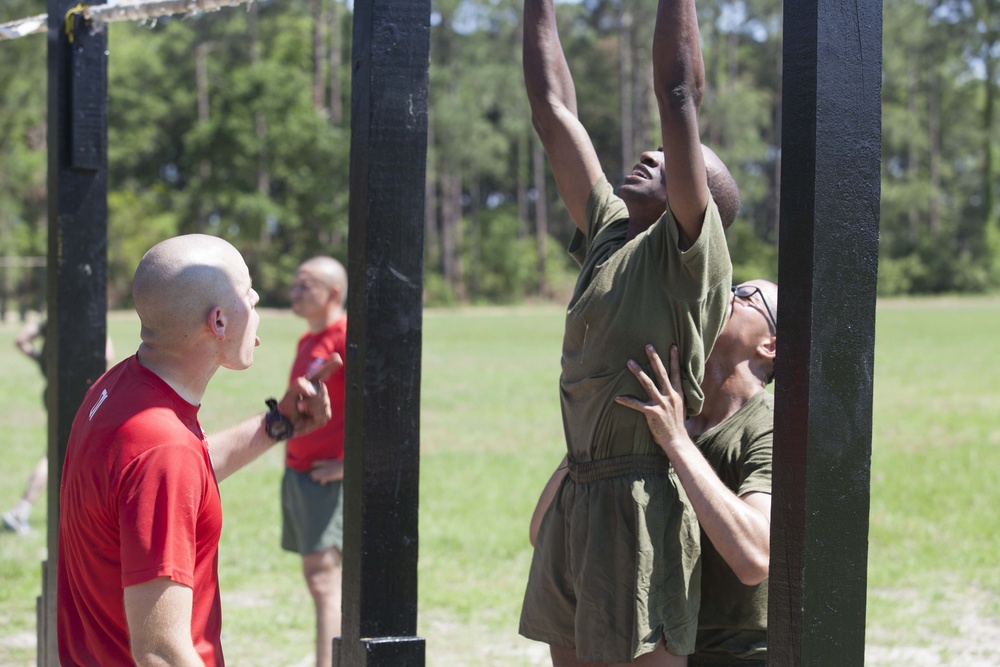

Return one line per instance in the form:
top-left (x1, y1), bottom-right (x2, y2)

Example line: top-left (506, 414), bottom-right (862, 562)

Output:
top-left (0, 0), bottom-right (997, 312)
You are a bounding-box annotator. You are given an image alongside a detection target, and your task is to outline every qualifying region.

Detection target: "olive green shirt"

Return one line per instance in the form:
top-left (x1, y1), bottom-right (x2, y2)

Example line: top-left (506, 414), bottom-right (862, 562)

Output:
top-left (561, 176), bottom-right (733, 462)
top-left (691, 390), bottom-right (773, 665)
top-left (520, 177), bottom-right (733, 662)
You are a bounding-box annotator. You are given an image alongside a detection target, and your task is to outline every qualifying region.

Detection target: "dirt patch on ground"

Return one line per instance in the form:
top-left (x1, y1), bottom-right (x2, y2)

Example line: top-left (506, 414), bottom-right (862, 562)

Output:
top-left (5, 591), bottom-right (1000, 666)
top-left (865, 586), bottom-right (1000, 666)
top-left (419, 587), bottom-right (1000, 667)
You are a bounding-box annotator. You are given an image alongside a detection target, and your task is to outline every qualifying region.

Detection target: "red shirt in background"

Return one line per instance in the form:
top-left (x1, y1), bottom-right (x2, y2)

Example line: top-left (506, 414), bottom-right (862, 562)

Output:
top-left (284, 317), bottom-right (347, 472)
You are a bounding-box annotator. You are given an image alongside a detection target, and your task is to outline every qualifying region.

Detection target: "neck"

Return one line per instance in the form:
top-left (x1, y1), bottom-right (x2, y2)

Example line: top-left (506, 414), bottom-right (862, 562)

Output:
top-left (625, 218), bottom-right (648, 241)
top-left (136, 343), bottom-right (215, 405)
top-left (686, 358), bottom-right (765, 437)
top-left (307, 305), bottom-right (345, 334)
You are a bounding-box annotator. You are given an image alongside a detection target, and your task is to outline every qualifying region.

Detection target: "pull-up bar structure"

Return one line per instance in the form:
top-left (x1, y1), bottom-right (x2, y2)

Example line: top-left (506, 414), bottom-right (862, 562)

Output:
top-left (40, 0), bottom-right (110, 662)
top-left (35, 0), bottom-right (881, 664)
top-left (770, 1), bottom-right (882, 663)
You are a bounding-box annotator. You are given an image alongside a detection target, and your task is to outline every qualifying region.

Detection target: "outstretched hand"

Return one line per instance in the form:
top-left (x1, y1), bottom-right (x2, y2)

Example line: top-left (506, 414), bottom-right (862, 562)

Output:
top-left (278, 353), bottom-right (342, 438)
top-left (615, 344), bottom-right (689, 455)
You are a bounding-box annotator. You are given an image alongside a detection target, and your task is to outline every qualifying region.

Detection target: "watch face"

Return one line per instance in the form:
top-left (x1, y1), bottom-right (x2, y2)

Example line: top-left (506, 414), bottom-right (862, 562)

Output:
top-left (266, 411), bottom-right (294, 440)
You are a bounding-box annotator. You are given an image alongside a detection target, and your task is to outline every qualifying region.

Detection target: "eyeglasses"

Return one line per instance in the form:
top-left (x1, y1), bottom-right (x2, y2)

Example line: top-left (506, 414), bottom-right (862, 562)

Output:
top-left (731, 284), bottom-right (777, 333)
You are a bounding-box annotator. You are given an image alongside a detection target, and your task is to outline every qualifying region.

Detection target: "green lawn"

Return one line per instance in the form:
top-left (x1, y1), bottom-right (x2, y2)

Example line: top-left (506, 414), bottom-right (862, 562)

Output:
top-left (1, 298), bottom-right (998, 665)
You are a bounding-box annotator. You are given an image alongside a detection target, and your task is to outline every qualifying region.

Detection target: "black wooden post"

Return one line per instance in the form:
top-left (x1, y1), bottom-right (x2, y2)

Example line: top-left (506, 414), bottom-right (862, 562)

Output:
top-left (40, 1), bottom-right (109, 664)
top-left (335, 0), bottom-right (430, 665)
top-left (769, 0), bottom-right (882, 664)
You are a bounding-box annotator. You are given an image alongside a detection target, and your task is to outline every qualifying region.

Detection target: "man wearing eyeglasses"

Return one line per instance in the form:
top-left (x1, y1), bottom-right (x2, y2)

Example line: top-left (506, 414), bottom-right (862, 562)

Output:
top-left (529, 280), bottom-right (777, 667)
top-left (616, 279), bottom-right (776, 667)
top-left (519, 0), bottom-right (743, 663)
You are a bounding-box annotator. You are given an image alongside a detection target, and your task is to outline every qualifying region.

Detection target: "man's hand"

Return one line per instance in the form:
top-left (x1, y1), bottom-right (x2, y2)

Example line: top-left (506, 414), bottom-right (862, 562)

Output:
top-left (618, 345), bottom-right (772, 584)
top-left (278, 353), bottom-right (344, 435)
top-left (306, 353), bottom-right (344, 383)
top-left (309, 459), bottom-right (344, 485)
top-left (615, 344), bottom-right (689, 457)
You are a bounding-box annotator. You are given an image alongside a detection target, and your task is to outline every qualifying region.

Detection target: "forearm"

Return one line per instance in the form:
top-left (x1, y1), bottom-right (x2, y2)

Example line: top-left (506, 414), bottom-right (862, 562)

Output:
top-left (523, 0), bottom-right (577, 120)
top-left (522, 0), bottom-right (603, 229)
top-left (652, 0), bottom-right (709, 246)
top-left (666, 438), bottom-right (770, 585)
top-left (208, 414), bottom-right (275, 482)
top-left (653, 0), bottom-right (704, 110)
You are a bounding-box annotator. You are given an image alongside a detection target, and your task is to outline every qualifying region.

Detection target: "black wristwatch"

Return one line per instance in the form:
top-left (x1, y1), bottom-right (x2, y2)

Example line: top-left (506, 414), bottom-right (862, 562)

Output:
top-left (264, 398), bottom-right (294, 441)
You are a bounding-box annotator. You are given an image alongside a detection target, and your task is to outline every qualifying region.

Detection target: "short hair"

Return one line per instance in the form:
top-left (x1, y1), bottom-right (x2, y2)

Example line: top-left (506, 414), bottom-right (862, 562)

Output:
top-left (701, 145), bottom-right (741, 228)
top-left (708, 166), bottom-right (741, 229)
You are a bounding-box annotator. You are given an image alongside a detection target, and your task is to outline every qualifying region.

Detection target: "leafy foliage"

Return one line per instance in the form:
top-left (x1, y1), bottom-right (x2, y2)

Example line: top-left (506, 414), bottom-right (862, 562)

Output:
top-left (1, 0), bottom-right (999, 312)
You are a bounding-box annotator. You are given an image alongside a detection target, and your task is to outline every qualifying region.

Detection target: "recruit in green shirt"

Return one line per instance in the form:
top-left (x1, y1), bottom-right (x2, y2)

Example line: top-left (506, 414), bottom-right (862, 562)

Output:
top-left (561, 175), bottom-right (733, 463)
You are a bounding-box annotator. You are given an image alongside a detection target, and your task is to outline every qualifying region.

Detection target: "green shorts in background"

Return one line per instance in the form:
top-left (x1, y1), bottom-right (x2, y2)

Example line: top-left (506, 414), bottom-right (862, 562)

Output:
top-left (281, 467), bottom-right (344, 555)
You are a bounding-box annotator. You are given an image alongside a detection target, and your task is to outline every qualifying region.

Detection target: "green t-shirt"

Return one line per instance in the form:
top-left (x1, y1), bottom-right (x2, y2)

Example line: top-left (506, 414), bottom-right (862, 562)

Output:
top-left (561, 176), bottom-right (733, 462)
top-left (692, 390), bottom-right (773, 665)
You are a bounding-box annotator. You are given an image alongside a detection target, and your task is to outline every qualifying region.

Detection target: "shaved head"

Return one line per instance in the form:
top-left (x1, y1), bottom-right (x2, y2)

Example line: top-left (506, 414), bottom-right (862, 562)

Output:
top-left (133, 234), bottom-right (251, 348)
top-left (701, 145), bottom-right (741, 229)
top-left (298, 256), bottom-right (348, 303)
top-left (743, 279), bottom-right (778, 326)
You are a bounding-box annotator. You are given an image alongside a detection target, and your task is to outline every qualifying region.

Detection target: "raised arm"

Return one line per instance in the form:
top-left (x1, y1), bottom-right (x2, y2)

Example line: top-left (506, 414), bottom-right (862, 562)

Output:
top-left (523, 0), bottom-right (604, 232)
top-left (653, 0), bottom-right (711, 247)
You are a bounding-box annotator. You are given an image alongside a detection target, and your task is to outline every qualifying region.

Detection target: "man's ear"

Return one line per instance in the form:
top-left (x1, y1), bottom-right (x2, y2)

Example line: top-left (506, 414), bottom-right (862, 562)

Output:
top-left (209, 306), bottom-right (227, 340)
top-left (757, 334), bottom-right (776, 361)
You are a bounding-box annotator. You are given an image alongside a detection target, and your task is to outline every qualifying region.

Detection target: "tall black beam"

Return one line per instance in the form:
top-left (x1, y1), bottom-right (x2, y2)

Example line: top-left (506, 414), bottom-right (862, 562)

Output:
top-left (769, 1), bottom-right (882, 664)
top-left (335, 0), bottom-right (430, 665)
top-left (41, 1), bottom-right (109, 664)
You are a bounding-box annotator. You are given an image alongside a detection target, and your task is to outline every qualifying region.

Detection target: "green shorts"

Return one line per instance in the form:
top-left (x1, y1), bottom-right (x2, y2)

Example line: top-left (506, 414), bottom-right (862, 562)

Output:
top-left (519, 454), bottom-right (701, 663)
top-left (281, 467), bottom-right (344, 555)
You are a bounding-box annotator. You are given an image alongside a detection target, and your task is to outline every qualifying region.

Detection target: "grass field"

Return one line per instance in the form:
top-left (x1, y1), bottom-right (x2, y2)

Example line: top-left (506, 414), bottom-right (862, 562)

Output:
top-left (1, 297), bottom-right (998, 666)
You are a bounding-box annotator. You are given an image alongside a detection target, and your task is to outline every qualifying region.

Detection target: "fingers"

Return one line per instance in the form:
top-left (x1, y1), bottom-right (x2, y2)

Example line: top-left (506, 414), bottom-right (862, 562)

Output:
top-left (614, 394), bottom-right (645, 412)
top-left (645, 344), bottom-right (670, 390)
top-left (308, 353), bottom-right (344, 383)
top-left (669, 345), bottom-right (682, 394)
top-left (291, 375), bottom-right (319, 398)
top-left (626, 358), bottom-right (660, 399)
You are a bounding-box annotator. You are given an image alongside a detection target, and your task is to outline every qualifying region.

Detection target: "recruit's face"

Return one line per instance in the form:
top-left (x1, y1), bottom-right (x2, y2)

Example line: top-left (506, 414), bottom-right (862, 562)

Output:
top-left (220, 256), bottom-right (261, 371)
top-left (289, 266), bottom-right (334, 321)
top-left (619, 150), bottom-right (668, 225)
top-left (716, 279), bottom-right (777, 356)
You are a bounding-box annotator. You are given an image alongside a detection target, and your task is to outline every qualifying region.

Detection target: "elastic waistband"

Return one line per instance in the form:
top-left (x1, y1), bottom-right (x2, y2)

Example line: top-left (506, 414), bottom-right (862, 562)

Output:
top-left (568, 453), bottom-right (671, 484)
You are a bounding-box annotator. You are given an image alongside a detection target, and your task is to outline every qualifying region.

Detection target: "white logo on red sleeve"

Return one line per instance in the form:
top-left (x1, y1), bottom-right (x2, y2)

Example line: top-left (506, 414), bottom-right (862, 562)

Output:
top-left (88, 388), bottom-right (109, 421)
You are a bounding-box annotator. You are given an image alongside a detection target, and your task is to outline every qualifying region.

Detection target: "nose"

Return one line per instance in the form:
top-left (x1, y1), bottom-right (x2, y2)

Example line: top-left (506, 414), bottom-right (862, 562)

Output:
top-left (638, 150), bottom-right (660, 165)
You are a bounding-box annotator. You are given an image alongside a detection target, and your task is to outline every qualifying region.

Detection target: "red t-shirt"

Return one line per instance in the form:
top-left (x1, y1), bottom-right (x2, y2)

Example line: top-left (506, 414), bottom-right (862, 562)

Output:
top-left (285, 317), bottom-right (347, 472)
top-left (57, 356), bottom-right (224, 666)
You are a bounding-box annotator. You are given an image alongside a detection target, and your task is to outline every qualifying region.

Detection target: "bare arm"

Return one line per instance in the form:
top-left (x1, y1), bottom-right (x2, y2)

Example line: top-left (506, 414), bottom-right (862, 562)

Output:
top-left (123, 578), bottom-right (204, 667)
top-left (653, 0), bottom-right (711, 247)
top-left (616, 345), bottom-right (770, 585)
top-left (209, 364), bottom-right (337, 481)
top-left (15, 321), bottom-right (42, 361)
top-left (523, 0), bottom-right (604, 231)
top-left (529, 454), bottom-right (568, 547)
